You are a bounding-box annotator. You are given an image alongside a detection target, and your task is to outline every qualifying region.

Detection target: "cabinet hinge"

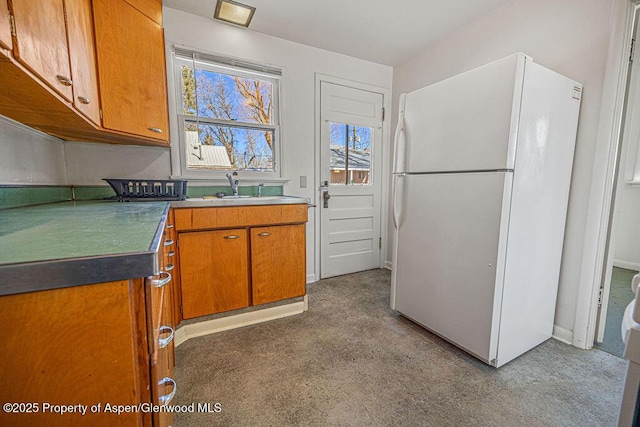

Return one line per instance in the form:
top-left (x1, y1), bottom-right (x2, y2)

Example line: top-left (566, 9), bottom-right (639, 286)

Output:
top-left (631, 39), bottom-right (636, 63)
top-left (379, 237), bottom-right (382, 249)
top-left (382, 107), bottom-right (385, 122)
top-left (180, 305), bottom-right (183, 315)
top-left (9, 14), bottom-right (16, 37)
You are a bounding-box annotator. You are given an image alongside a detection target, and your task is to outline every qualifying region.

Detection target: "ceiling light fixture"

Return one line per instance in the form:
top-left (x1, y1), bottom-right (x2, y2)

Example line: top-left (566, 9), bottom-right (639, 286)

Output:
top-left (213, 0), bottom-right (256, 28)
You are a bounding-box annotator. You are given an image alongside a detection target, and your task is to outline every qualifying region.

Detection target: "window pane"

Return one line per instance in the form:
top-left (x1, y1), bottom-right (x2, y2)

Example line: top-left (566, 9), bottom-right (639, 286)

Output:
top-left (329, 122), bottom-right (372, 186)
top-left (194, 69), bottom-right (272, 125)
top-left (185, 123), bottom-right (274, 171)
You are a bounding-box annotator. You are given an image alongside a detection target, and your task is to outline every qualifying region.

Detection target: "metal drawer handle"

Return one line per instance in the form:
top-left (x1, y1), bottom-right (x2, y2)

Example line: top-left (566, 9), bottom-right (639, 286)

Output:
top-left (77, 96), bottom-right (90, 104)
top-left (158, 377), bottom-right (177, 405)
top-left (148, 127), bottom-right (163, 133)
top-left (165, 263), bottom-right (175, 272)
top-left (56, 75), bottom-right (72, 86)
top-left (158, 326), bottom-right (175, 349)
top-left (164, 239), bottom-right (174, 247)
top-left (258, 232), bottom-right (271, 237)
top-left (167, 251), bottom-right (175, 258)
top-left (224, 235), bottom-right (240, 240)
top-left (151, 271), bottom-right (171, 288)
top-left (166, 224), bottom-right (174, 229)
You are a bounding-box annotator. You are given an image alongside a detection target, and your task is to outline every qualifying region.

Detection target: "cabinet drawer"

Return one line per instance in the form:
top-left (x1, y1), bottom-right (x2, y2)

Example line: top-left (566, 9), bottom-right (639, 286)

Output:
top-left (174, 204), bottom-right (308, 231)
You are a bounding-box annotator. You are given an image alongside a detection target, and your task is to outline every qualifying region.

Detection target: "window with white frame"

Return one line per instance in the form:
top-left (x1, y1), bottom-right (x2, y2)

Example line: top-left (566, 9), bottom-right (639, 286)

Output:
top-left (174, 48), bottom-right (281, 176)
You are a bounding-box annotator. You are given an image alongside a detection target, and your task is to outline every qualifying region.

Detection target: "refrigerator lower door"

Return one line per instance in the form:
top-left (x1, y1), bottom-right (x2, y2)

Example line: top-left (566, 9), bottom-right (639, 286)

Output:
top-left (394, 172), bottom-right (511, 364)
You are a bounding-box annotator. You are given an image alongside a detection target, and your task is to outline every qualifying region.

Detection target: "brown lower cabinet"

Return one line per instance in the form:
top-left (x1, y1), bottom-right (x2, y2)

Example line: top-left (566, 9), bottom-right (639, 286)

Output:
top-left (179, 228), bottom-right (250, 318)
top-left (0, 263), bottom-right (176, 426)
top-left (251, 224), bottom-right (306, 305)
top-left (176, 204), bottom-right (308, 320)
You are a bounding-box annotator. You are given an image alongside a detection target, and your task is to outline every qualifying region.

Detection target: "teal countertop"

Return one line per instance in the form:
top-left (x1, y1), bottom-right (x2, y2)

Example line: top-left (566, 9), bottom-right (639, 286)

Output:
top-left (0, 201), bottom-right (169, 295)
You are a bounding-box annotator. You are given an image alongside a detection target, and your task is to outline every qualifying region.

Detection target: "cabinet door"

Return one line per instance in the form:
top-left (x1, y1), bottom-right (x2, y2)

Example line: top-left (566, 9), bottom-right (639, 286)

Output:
top-left (0, 281), bottom-right (149, 426)
top-left (251, 224), bottom-right (306, 305)
top-left (92, 0), bottom-right (169, 141)
top-left (64, 0), bottom-right (100, 125)
top-left (10, 0), bottom-right (73, 101)
top-left (124, 0), bottom-right (162, 25)
top-left (179, 229), bottom-right (250, 318)
top-left (0, 0), bottom-right (11, 51)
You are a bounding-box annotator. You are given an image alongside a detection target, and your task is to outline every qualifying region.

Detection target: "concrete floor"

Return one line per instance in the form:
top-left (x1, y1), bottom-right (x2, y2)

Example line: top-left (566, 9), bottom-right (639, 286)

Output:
top-left (174, 269), bottom-right (626, 426)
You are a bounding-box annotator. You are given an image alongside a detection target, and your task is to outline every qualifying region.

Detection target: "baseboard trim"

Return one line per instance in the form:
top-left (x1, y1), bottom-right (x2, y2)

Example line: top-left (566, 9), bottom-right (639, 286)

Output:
top-left (552, 325), bottom-right (574, 345)
top-left (306, 273), bottom-right (316, 284)
top-left (384, 260), bottom-right (393, 270)
top-left (175, 297), bottom-right (308, 347)
top-left (614, 260), bottom-right (640, 271)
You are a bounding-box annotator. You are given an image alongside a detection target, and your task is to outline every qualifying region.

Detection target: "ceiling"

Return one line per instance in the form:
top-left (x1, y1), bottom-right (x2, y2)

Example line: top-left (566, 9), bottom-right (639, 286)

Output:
top-left (162, 0), bottom-right (511, 66)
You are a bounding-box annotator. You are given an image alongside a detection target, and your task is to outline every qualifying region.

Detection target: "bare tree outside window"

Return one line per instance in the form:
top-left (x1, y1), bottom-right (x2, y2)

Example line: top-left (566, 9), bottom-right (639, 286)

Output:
top-left (179, 61), bottom-right (278, 171)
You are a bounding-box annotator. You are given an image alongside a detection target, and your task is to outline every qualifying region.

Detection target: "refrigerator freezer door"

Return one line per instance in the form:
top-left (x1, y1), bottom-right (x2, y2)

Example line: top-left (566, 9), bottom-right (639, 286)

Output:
top-left (393, 172), bottom-right (511, 363)
top-left (402, 54), bottom-right (526, 173)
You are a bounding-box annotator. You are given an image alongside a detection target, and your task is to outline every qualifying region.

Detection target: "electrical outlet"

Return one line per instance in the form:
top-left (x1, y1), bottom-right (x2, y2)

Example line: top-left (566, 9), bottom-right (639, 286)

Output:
top-left (300, 176), bottom-right (307, 188)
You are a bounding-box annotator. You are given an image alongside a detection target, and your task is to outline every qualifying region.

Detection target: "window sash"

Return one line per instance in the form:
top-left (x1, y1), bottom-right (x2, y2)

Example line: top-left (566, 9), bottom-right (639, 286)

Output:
top-left (173, 47), bottom-right (283, 177)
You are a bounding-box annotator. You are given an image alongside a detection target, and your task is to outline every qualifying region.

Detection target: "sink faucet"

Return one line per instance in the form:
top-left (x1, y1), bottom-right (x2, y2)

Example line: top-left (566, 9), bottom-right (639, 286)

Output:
top-left (226, 172), bottom-right (239, 196)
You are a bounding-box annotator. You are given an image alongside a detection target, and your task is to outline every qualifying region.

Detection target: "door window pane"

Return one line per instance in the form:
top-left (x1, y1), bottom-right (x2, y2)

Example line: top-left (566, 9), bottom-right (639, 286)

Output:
top-left (329, 122), bottom-right (372, 185)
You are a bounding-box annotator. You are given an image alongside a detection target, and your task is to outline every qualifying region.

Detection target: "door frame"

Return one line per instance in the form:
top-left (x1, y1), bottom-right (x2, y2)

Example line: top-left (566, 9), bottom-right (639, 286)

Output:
top-left (574, 0), bottom-right (640, 349)
top-left (314, 74), bottom-right (392, 280)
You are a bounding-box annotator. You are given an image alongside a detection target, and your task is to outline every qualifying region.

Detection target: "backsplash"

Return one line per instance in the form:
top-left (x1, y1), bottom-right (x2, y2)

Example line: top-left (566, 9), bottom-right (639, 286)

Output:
top-left (0, 184), bottom-right (284, 209)
top-left (0, 186), bottom-right (73, 209)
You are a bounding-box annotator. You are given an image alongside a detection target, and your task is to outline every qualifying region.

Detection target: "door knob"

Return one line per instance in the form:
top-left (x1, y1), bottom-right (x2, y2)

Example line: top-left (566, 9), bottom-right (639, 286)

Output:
top-left (323, 191), bottom-right (330, 208)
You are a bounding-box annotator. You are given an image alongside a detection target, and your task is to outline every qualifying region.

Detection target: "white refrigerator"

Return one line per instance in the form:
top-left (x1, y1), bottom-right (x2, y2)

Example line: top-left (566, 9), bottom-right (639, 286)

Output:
top-left (391, 53), bottom-right (582, 367)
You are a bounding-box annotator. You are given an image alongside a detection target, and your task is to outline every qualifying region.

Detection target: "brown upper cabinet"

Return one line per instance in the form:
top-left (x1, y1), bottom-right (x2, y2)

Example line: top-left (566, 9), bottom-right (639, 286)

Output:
top-left (10, 0), bottom-right (74, 102)
top-left (65, 0), bottom-right (101, 125)
top-left (93, 0), bottom-right (169, 140)
top-left (0, 1), bottom-right (13, 52)
top-left (0, 0), bottom-right (169, 147)
top-left (125, 0), bottom-right (162, 25)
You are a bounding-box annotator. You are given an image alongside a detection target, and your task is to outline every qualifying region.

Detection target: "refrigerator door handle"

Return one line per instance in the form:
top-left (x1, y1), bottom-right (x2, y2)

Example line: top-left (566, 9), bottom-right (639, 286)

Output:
top-left (392, 94), bottom-right (406, 174)
top-left (392, 173), bottom-right (405, 229)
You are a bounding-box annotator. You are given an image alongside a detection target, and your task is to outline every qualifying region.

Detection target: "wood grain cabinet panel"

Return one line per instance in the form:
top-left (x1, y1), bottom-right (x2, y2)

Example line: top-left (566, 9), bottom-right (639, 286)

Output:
top-left (124, 0), bottom-right (162, 25)
top-left (0, 280), bottom-right (150, 427)
top-left (179, 229), bottom-right (250, 319)
top-left (251, 224), bottom-right (306, 305)
top-left (174, 204), bottom-right (309, 231)
top-left (10, 0), bottom-right (73, 101)
top-left (0, 0), bottom-right (11, 51)
top-left (174, 204), bottom-right (308, 319)
top-left (64, 0), bottom-right (101, 125)
top-left (93, 0), bottom-right (169, 142)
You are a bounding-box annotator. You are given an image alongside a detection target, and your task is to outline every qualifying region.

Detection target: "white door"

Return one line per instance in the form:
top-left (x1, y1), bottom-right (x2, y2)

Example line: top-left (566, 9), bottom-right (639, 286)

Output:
top-left (320, 82), bottom-right (384, 278)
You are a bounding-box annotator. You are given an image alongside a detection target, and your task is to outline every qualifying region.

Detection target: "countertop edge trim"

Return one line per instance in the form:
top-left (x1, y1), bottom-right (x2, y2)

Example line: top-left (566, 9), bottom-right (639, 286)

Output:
top-left (0, 251), bottom-right (158, 296)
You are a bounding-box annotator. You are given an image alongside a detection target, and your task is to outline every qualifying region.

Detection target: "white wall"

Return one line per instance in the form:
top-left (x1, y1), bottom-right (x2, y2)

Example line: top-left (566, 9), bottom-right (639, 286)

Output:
top-left (389, 0), bottom-right (614, 341)
top-left (0, 116), bottom-right (67, 185)
top-left (614, 183), bottom-right (640, 271)
top-left (64, 142), bottom-right (171, 185)
top-left (613, 125), bottom-right (640, 269)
